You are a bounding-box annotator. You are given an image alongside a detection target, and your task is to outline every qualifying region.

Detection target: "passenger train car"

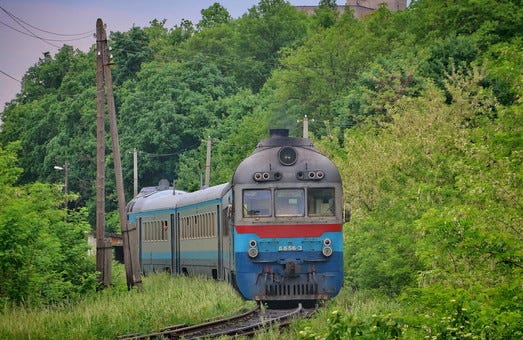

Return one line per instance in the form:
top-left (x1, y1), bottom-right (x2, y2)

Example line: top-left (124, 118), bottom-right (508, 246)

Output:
top-left (127, 129), bottom-right (346, 303)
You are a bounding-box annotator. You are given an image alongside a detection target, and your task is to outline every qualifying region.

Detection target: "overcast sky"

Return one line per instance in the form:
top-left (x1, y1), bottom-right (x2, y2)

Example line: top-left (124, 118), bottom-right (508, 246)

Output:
top-left (1, 0), bottom-right (341, 111)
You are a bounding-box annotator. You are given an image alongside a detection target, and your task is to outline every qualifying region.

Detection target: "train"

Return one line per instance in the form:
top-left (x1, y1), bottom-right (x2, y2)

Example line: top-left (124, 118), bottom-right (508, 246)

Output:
top-left (126, 129), bottom-right (347, 304)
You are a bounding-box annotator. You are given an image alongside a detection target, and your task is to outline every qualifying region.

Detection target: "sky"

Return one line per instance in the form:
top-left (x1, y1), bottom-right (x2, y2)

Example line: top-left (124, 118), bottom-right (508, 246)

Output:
top-left (0, 0), bottom-right (330, 112)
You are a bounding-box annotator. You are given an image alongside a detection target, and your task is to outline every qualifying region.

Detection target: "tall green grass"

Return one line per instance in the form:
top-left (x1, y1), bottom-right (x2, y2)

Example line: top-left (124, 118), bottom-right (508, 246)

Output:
top-left (0, 272), bottom-right (254, 339)
top-left (1, 268), bottom-right (409, 339)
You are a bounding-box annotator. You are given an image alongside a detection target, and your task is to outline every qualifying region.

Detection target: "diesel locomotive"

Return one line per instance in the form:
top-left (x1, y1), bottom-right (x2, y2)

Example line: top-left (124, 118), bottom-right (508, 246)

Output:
top-left (126, 129), bottom-right (346, 303)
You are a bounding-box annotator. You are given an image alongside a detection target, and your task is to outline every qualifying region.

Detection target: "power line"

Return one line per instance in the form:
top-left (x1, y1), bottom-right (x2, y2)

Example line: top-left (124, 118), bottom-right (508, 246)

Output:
top-left (139, 142), bottom-right (201, 158)
top-left (0, 18), bottom-right (60, 48)
top-left (0, 5), bottom-right (93, 37)
top-left (0, 69), bottom-right (21, 83)
top-left (0, 20), bottom-right (92, 41)
top-left (0, 5), bottom-right (93, 48)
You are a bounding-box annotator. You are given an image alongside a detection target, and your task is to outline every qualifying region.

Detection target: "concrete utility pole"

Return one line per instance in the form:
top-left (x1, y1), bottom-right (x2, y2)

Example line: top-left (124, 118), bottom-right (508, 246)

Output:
top-left (97, 18), bottom-right (141, 289)
top-left (298, 115), bottom-right (313, 138)
top-left (95, 19), bottom-right (111, 287)
top-left (303, 115), bottom-right (309, 138)
top-left (133, 148), bottom-right (138, 197)
top-left (204, 136), bottom-right (211, 188)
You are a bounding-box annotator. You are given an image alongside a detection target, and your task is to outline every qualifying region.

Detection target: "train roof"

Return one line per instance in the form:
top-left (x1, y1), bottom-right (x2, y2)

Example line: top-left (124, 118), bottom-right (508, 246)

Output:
top-left (127, 187), bottom-right (187, 213)
top-left (127, 182), bottom-right (231, 214)
top-left (232, 133), bottom-right (341, 184)
top-left (176, 182), bottom-right (231, 208)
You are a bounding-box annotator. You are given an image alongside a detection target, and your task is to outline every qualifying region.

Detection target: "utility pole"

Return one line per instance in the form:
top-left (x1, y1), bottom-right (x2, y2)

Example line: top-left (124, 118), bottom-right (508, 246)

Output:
top-left (303, 115), bottom-right (309, 138)
top-left (204, 136), bottom-right (211, 188)
top-left (95, 19), bottom-right (111, 287)
top-left (298, 115), bottom-right (313, 138)
top-left (133, 148), bottom-right (138, 197)
top-left (97, 18), bottom-right (141, 289)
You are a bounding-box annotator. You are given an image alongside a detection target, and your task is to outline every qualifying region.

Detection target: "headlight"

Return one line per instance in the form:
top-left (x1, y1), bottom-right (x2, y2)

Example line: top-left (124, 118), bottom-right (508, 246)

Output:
top-left (248, 247), bottom-right (259, 258)
top-left (322, 246), bottom-right (333, 257)
top-left (248, 240), bottom-right (258, 258)
top-left (322, 239), bottom-right (333, 257)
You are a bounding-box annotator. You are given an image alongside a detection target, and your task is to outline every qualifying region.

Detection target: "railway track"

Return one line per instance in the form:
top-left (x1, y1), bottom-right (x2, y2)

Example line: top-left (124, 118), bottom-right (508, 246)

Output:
top-left (119, 304), bottom-right (316, 339)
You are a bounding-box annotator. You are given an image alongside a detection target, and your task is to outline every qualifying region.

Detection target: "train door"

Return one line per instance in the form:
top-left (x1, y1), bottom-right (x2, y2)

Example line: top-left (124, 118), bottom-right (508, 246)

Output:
top-left (138, 217), bottom-right (143, 272)
top-left (217, 205), bottom-right (223, 280)
top-left (172, 213), bottom-right (181, 274)
top-left (221, 190), bottom-right (234, 283)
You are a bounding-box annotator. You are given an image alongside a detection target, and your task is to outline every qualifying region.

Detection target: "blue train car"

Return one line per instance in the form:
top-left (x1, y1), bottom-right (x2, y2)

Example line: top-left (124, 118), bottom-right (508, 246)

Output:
top-left (127, 129), bottom-right (346, 303)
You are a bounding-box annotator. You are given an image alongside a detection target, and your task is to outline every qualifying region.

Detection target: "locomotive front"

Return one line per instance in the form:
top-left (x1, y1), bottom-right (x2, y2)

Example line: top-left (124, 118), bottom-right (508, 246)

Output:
top-left (232, 129), bottom-right (344, 303)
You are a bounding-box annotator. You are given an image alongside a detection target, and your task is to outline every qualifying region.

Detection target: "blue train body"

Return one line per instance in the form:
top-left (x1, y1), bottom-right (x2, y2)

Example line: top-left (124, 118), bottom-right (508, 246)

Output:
top-left (127, 129), bottom-right (346, 303)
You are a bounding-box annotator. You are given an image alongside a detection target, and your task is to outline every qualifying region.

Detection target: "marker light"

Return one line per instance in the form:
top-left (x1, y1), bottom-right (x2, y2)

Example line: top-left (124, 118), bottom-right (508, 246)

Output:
top-left (248, 247), bottom-right (259, 258)
top-left (322, 246), bottom-right (333, 257)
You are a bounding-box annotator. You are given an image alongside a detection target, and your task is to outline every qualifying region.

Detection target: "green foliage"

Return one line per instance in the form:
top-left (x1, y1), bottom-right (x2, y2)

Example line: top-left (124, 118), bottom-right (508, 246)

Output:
top-left (197, 2), bottom-right (232, 30)
top-left (482, 38), bottom-right (523, 105)
top-left (299, 308), bottom-right (406, 339)
top-left (408, 0), bottom-right (523, 45)
top-left (110, 27), bottom-right (153, 85)
top-left (0, 144), bottom-right (97, 306)
top-left (401, 284), bottom-right (523, 339)
top-left (320, 64), bottom-right (521, 338)
top-left (420, 34), bottom-right (480, 90)
top-left (235, 0), bottom-right (310, 91)
top-left (176, 89), bottom-right (266, 189)
top-left (273, 7), bottom-right (416, 134)
top-left (18, 46), bottom-right (78, 103)
top-left (118, 55), bottom-right (238, 190)
top-left (0, 48), bottom-right (96, 196)
top-left (312, 0), bottom-right (340, 29)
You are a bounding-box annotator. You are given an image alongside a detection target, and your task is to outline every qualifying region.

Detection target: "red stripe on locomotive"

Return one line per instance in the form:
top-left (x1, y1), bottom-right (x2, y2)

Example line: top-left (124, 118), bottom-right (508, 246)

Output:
top-left (235, 223), bottom-right (342, 238)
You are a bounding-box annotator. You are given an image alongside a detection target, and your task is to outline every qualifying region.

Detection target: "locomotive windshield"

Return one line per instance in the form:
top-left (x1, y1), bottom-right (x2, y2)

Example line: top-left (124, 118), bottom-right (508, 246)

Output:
top-left (243, 189), bottom-right (272, 217)
top-left (242, 187), bottom-right (336, 218)
top-left (275, 189), bottom-right (304, 216)
top-left (307, 188), bottom-right (335, 217)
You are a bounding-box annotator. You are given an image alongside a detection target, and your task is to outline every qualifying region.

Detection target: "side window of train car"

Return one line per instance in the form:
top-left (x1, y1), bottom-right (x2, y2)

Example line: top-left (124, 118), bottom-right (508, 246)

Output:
top-left (243, 189), bottom-right (272, 217)
top-left (275, 189), bottom-right (305, 217)
top-left (307, 188), bottom-right (335, 216)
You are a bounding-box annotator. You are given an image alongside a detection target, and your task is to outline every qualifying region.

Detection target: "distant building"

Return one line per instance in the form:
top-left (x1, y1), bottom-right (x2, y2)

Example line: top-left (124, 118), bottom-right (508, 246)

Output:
top-left (87, 232), bottom-right (124, 263)
top-left (295, 0), bottom-right (407, 19)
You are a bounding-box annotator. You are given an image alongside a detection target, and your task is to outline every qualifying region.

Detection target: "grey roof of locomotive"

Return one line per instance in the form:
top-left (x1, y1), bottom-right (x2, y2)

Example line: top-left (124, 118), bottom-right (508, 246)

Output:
top-left (232, 136), bottom-right (341, 184)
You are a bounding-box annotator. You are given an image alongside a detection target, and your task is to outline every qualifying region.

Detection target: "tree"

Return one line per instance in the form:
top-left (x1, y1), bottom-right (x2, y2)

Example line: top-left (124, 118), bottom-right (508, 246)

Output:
top-left (407, 0), bottom-right (523, 46)
top-left (176, 88), bottom-right (264, 189)
top-left (118, 56), bottom-right (238, 192)
top-left (312, 0), bottom-right (340, 28)
top-left (0, 143), bottom-right (97, 305)
top-left (235, 0), bottom-right (310, 91)
top-left (110, 26), bottom-right (153, 85)
top-left (18, 46), bottom-right (77, 104)
top-left (197, 3), bottom-right (232, 30)
top-left (179, 22), bottom-right (239, 81)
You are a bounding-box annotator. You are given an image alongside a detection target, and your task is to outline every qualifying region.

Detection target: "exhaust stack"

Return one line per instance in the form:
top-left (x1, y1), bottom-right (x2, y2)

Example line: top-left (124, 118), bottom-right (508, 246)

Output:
top-left (269, 129), bottom-right (289, 138)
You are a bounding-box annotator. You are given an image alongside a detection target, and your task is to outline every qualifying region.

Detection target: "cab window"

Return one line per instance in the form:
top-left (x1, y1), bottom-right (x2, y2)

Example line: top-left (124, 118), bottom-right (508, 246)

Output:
top-left (308, 188), bottom-right (335, 216)
top-left (243, 189), bottom-right (272, 217)
top-left (275, 189), bottom-right (305, 217)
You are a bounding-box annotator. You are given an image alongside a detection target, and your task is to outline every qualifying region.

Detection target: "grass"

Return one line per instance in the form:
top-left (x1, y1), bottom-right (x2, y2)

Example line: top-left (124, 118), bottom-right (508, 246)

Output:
top-left (1, 268), bottom-right (405, 339)
top-left (0, 271), bottom-right (255, 339)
